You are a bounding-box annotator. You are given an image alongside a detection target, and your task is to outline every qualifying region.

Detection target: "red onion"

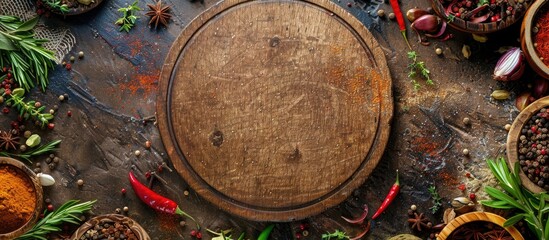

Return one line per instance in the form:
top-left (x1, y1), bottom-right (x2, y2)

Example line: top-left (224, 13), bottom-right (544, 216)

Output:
top-left (493, 47), bottom-right (525, 81)
top-left (425, 21), bottom-right (447, 38)
top-left (534, 78), bottom-right (549, 98)
top-left (411, 15), bottom-right (441, 33)
top-left (407, 8), bottom-right (429, 22)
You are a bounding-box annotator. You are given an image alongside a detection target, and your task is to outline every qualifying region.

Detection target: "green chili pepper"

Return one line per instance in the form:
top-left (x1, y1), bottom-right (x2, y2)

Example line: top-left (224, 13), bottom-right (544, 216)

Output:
top-left (257, 224), bottom-right (275, 240)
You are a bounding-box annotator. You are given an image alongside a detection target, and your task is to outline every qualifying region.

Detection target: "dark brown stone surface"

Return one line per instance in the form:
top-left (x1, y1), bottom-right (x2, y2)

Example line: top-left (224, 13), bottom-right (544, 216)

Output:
top-left (10, 0), bottom-right (523, 239)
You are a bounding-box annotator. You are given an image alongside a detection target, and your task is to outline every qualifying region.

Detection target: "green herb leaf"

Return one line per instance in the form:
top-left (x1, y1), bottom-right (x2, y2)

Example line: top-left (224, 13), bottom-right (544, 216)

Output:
top-left (16, 200), bottom-right (95, 240)
top-left (504, 213), bottom-right (524, 227)
top-left (0, 33), bottom-right (15, 50)
top-left (485, 186), bottom-right (526, 211)
top-left (481, 199), bottom-right (514, 209)
top-left (13, 16), bottom-right (39, 33)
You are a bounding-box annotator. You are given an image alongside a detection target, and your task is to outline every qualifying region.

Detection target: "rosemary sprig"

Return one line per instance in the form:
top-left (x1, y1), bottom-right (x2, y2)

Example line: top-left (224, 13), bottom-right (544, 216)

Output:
top-left (7, 88), bottom-right (54, 127)
top-left (407, 51), bottom-right (433, 90)
top-left (16, 200), bottom-right (96, 240)
top-left (482, 158), bottom-right (549, 240)
top-left (44, 0), bottom-right (69, 13)
top-left (0, 139), bottom-right (60, 162)
top-left (115, 0), bottom-right (141, 32)
top-left (0, 15), bottom-right (56, 91)
top-left (322, 230), bottom-right (351, 240)
top-left (428, 185), bottom-right (443, 214)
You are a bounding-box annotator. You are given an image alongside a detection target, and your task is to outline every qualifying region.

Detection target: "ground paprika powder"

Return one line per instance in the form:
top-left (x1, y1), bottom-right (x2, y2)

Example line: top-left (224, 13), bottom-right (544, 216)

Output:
top-left (0, 164), bottom-right (37, 234)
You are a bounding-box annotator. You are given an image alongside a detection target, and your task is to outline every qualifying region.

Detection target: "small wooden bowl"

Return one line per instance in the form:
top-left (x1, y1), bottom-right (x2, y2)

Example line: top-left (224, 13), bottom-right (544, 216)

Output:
top-left (0, 157), bottom-right (43, 240)
top-left (507, 96), bottom-right (549, 194)
top-left (437, 212), bottom-right (524, 240)
top-left (521, 0), bottom-right (549, 79)
top-left (431, 0), bottom-right (530, 34)
top-left (47, 0), bottom-right (105, 16)
top-left (70, 214), bottom-right (150, 240)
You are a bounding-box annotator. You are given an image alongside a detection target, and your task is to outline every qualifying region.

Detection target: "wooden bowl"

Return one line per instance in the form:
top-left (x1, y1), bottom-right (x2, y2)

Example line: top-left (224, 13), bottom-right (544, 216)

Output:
top-left (437, 212), bottom-right (524, 240)
top-left (70, 214), bottom-right (150, 240)
top-left (521, 0), bottom-right (549, 79)
top-left (431, 0), bottom-right (530, 34)
top-left (47, 0), bottom-right (105, 16)
top-left (507, 96), bottom-right (549, 194)
top-left (0, 157), bottom-right (43, 240)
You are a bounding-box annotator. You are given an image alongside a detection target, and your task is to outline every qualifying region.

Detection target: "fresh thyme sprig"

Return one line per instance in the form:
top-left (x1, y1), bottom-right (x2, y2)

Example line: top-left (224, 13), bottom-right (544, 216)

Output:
top-left (6, 88), bottom-right (54, 127)
top-left (407, 51), bottom-right (433, 90)
top-left (428, 185), bottom-right (443, 214)
top-left (482, 158), bottom-right (549, 240)
top-left (322, 230), bottom-right (351, 240)
top-left (44, 0), bottom-right (69, 13)
top-left (16, 200), bottom-right (96, 240)
top-left (0, 15), bottom-right (56, 91)
top-left (115, 0), bottom-right (141, 32)
top-left (0, 139), bottom-right (61, 162)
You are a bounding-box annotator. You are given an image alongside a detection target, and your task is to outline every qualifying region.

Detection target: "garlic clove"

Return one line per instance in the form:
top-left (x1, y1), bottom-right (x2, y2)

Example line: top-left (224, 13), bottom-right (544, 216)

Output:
top-left (37, 173), bottom-right (55, 186)
top-left (451, 197), bottom-right (472, 208)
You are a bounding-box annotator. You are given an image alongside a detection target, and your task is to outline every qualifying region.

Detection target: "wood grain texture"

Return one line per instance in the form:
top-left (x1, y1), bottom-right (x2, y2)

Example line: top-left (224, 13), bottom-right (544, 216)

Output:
top-left (507, 96), bottom-right (549, 194)
top-left (157, 0), bottom-right (393, 221)
top-left (70, 214), bottom-right (150, 240)
top-left (437, 212), bottom-right (524, 240)
top-left (521, 0), bottom-right (549, 79)
top-left (0, 157), bottom-right (43, 240)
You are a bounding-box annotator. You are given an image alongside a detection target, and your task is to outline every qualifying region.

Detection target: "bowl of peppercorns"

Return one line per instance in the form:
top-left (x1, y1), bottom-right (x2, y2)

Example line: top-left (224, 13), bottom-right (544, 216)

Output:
top-left (430, 0), bottom-right (531, 34)
top-left (70, 214), bottom-right (150, 240)
top-left (507, 96), bottom-right (549, 194)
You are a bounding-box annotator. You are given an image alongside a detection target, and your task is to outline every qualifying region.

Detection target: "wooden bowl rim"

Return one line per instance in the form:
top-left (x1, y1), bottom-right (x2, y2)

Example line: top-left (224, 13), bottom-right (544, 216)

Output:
top-left (69, 214), bottom-right (150, 240)
top-left (506, 96), bottom-right (549, 194)
top-left (437, 212), bottom-right (524, 240)
top-left (0, 157), bottom-right (43, 240)
top-left (430, 0), bottom-right (527, 34)
top-left (522, 0), bottom-right (549, 77)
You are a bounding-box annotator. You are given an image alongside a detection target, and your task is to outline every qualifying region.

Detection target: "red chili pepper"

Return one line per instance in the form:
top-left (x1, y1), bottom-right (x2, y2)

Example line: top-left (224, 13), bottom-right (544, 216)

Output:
top-left (389, 0), bottom-right (412, 49)
top-left (128, 171), bottom-right (198, 227)
top-left (371, 170), bottom-right (400, 220)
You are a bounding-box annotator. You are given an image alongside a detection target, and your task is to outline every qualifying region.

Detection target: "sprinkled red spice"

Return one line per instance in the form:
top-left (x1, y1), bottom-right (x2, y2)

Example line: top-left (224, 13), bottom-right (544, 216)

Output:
top-left (458, 184), bottom-right (466, 191)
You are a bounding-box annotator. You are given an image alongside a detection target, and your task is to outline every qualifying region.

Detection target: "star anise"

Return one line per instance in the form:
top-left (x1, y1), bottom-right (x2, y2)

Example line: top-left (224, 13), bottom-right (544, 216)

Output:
top-left (0, 131), bottom-right (19, 150)
top-left (407, 212), bottom-right (431, 232)
top-left (483, 229), bottom-right (513, 240)
top-left (145, 0), bottom-right (172, 29)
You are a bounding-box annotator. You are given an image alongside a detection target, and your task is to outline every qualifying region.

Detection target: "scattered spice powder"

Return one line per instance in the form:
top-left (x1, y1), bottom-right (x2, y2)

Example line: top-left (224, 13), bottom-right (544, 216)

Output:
top-left (0, 164), bottom-right (36, 234)
top-left (119, 69), bottom-right (159, 95)
top-left (534, 5), bottom-right (549, 67)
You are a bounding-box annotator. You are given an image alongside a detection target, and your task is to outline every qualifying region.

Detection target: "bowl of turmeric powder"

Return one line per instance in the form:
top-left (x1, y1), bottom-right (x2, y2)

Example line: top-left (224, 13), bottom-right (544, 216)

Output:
top-left (0, 157), bottom-right (43, 240)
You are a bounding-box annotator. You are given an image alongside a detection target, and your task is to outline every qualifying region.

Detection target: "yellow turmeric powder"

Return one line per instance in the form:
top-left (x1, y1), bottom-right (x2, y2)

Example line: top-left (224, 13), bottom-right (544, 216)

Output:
top-left (0, 164), bottom-right (36, 234)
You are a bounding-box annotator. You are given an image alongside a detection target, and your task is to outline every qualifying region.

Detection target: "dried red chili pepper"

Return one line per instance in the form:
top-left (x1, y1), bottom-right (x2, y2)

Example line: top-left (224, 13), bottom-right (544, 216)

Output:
top-left (128, 171), bottom-right (198, 226)
top-left (371, 170), bottom-right (400, 220)
top-left (389, 0), bottom-right (411, 49)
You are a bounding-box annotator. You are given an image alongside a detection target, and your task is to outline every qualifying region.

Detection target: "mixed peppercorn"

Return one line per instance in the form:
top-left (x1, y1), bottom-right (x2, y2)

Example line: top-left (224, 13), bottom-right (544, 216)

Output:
top-left (518, 108), bottom-right (549, 190)
top-left (79, 221), bottom-right (138, 240)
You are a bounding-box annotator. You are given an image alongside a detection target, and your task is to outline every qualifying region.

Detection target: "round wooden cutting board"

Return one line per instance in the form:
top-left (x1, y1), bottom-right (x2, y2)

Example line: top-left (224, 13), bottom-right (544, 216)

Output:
top-left (157, 0), bottom-right (393, 221)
